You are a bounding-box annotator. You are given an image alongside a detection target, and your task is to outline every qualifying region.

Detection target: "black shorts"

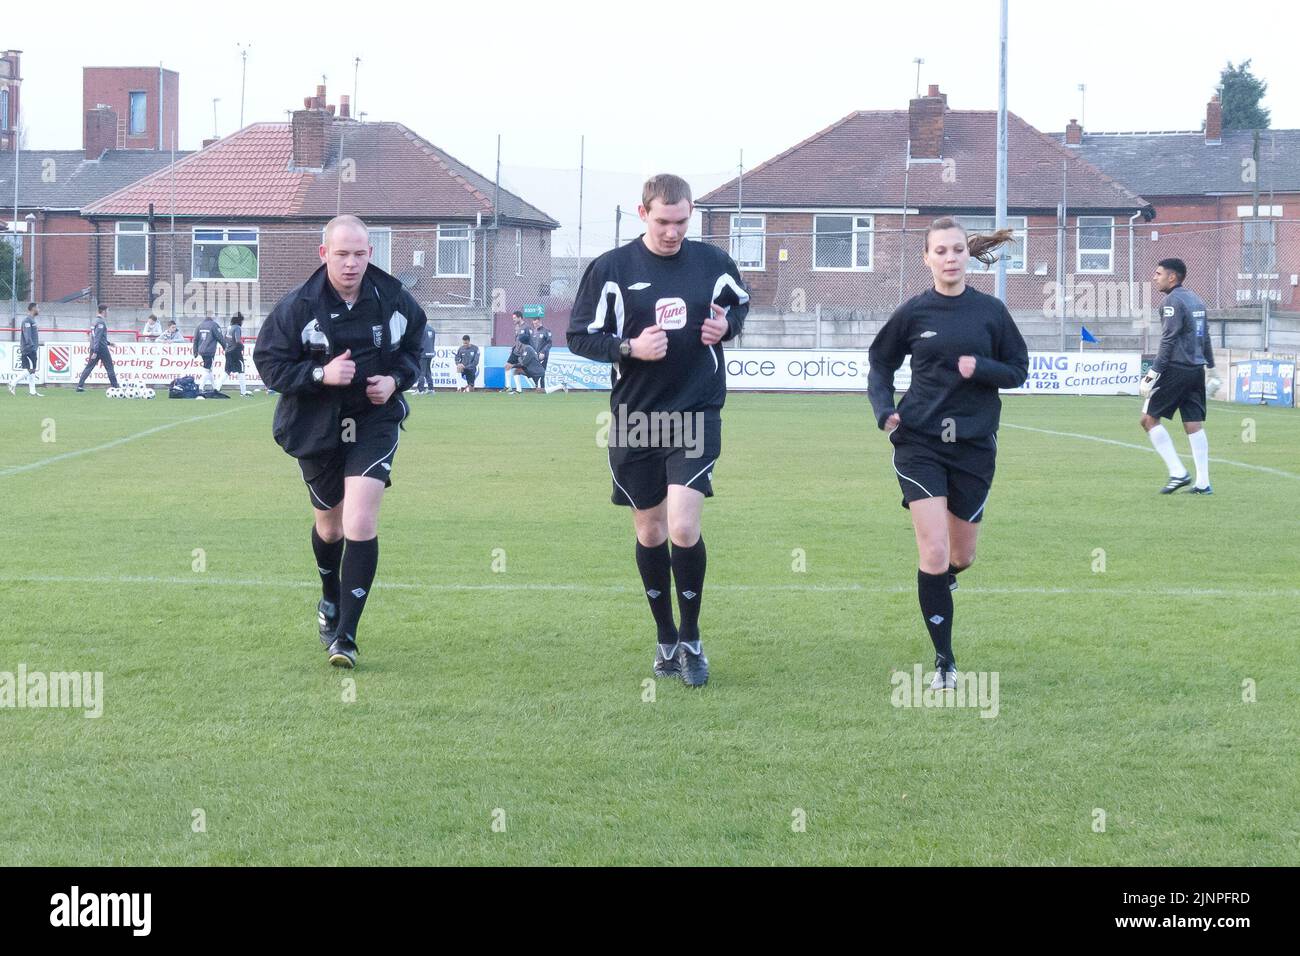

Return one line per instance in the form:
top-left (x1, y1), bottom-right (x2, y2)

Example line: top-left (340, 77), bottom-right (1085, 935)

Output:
top-left (462, 367), bottom-right (476, 385)
top-left (227, 353), bottom-right (244, 373)
top-left (608, 411), bottom-right (721, 509)
top-left (20, 350), bottom-right (36, 372)
top-left (888, 426), bottom-right (997, 523)
top-left (200, 354), bottom-right (214, 371)
top-left (1144, 364), bottom-right (1207, 422)
top-left (298, 397), bottom-right (409, 511)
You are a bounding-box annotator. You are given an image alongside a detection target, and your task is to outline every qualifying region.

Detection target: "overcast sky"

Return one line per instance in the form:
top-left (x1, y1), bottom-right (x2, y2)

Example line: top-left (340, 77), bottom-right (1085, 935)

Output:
top-left (9, 0), bottom-right (1297, 251)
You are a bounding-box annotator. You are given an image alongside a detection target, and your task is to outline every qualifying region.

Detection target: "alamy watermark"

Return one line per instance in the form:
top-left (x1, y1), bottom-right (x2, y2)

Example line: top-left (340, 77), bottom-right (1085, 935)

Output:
top-left (891, 664), bottom-right (999, 718)
top-left (596, 405), bottom-right (706, 458)
top-left (1, 665), bottom-right (104, 718)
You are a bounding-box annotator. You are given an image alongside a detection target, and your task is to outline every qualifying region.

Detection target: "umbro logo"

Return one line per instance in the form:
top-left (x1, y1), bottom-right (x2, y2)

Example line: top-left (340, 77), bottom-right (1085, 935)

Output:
top-left (351, 588), bottom-right (367, 598)
top-left (381, 462), bottom-right (391, 470)
top-left (929, 614), bottom-right (945, 625)
top-left (919, 330), bottom-right (937, 338)
top-left (682, 590), bottom-right (698, 600)
top-left (646, 589), bottom-right (661, 599)
top-left (330, 313), bottom-right (340, 319)
top-left (628, 282), bottom-right (651, 290)
top-left (317, 567), bottom-right (333, 575)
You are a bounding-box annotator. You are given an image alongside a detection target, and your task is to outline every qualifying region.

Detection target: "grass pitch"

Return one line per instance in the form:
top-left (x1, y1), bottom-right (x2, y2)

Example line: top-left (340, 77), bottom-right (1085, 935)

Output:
top-left (0, 386), bottom-right (1296, 865)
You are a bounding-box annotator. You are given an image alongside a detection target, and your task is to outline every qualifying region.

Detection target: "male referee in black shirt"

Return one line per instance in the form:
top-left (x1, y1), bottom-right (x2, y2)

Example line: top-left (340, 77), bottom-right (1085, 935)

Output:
top-left (254, 214), bottom-right (428, 668)
top-left (568, 174), bottom-right (749, 687)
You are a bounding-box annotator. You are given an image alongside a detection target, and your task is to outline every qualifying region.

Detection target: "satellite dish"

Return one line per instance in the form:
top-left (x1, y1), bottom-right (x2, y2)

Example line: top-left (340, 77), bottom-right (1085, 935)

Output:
top-left (397, 270), bottom-right (420, 290)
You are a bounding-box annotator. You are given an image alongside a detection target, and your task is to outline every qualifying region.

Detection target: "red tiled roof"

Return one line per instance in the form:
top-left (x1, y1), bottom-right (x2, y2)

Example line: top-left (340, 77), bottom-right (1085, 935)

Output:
top-left (83, 125), bottom-right (311, 217)
top-left (84, 120), bottom-right (559, 227)
top-left (699, 110), bottom-right (1148, 212)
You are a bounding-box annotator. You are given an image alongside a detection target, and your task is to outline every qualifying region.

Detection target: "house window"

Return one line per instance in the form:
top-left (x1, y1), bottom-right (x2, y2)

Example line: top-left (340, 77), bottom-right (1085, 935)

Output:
top-left (1077, 216), bottom-right (1114, 272)
top-left (814, 215), bottom-right (873, 270)
top-left (516, 228), bottom-right (523, 276)
top-left (730, 214), bottom-right (765, 270)
top-left (0, 89), bottom-right (9, 131)
top-left (437, 224), bottom-right (470, 277)
top-left (955, 216), bottom-right (1027, 272)
top-left (114, 222), bottom-right (149, 274)
top-left (192, 226), bottom-right (259, 281)
top-left (129, 92), bottom-right (147, 136)
top-left (1241, 220), bottom-right (1277, 275)
top-left (369, 227), bottom-right (392, 273)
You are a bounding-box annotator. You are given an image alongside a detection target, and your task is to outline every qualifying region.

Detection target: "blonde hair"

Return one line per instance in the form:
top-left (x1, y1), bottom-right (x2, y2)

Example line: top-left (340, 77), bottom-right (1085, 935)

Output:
top-left (925, 216), bottom-right (1015, 265)
top-left (323, 214), bottom-right (370, 248)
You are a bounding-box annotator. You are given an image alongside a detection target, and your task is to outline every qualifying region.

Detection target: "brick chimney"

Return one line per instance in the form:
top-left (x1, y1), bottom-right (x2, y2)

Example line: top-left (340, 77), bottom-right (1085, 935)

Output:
top-left (1205, 94), bottom-right (1222, 145)
top-left (292, 84), bottom-right (331, 169)
top-left (909, 84), bottom-right (947, 160)
top-left (1065, 118), bottom-right (1083, 146)
top-left (339, 95), bottom-right (350, 120)
top-left (202, 137), bottom-right (219, 148)
top-left (84, 105), bottom-right (118, 159)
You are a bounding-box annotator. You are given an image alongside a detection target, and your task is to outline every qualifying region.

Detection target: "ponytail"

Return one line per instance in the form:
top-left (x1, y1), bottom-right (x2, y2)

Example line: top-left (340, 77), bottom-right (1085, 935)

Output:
top-left (926, 217), bottom-right (1016, 265)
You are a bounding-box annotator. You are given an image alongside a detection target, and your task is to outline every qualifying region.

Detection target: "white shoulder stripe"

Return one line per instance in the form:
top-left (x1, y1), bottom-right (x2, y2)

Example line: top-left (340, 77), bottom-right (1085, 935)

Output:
top-left (590, 281), bottom-right (625, 336)
top-left (712, 273), bottom-right (750, 305)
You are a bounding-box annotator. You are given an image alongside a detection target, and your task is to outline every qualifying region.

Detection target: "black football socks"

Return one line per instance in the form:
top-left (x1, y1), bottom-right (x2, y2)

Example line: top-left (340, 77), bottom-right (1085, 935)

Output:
top-left (670, 538), bottom-right (707, 647)
top-left (311, 526), bottom-right (344, 605)
top-left (918, 568), bottom-right (955, 670)
top-left (337, 537), bottom-right (379, 641)
top-left (636, 541), bottom-right (678, 646)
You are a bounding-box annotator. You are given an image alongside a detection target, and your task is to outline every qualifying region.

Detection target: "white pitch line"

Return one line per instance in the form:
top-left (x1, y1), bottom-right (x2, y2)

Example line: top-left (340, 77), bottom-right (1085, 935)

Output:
top-left (0, 403), bottom-right (259, 478)
top-left (1001, 422), bottom-right (1300, 481)
top-left (2, 573), bottom-right (1295, 599)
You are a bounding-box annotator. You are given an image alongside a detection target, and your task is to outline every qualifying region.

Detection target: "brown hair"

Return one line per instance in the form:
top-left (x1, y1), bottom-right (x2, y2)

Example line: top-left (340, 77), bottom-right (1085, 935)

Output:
top-left (642, 173), bottom-right (692, 211)
top-left (925, 216), bottom-right (1015, 265)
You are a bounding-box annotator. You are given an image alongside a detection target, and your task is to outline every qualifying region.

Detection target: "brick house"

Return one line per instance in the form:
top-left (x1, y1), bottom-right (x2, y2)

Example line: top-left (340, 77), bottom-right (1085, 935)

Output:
top-left (81, 86), bottom-right (559, 325)
top-left (696, 85), bottom-right (1151, 319)
top-left (1063, 96), bottom-right (1300, 310)
top-left (1, 49), bottom-right (20, 152)
top-left (1, 63), bottom-right (187, 302)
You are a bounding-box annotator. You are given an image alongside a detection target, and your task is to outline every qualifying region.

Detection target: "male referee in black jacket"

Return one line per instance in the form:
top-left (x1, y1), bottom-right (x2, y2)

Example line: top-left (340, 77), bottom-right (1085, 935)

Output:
top-left (254, 215), bottom-right (428, 668)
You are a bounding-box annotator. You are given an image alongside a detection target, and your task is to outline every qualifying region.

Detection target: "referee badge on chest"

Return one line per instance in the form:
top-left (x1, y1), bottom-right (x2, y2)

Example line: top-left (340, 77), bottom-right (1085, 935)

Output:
top-left (372, 325), bottom-right (383, 347)
top-left (655, 297), bottom-right (688, 330)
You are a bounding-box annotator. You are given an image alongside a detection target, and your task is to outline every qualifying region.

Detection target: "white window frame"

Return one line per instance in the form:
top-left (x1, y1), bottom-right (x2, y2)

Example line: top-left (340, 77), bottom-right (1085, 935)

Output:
top-left (368, 226), bottom-right (392, 273)
top-left (1240, 219), bottom-right (1278, 278)
top-left (515, 228), bottom-right (523, 277)
top-left (730, 213), bottom-right (766, 271)
top-left (114, 221), bottom-right (149, 275)
top-left (1076, 216), bottom-right (1114, 273)
top-left (955, 215), bottom-right (1028, 273)
top-left (813, 214), bottom-right (874, 271)
top-left (437, 224), bottom-right (471, 278)
top-left (0, 89), bottom-right (9, 132)
top-left (128, 91), bottom-right (147, 136)
top-left (191, 225), bottom-right (260, 282)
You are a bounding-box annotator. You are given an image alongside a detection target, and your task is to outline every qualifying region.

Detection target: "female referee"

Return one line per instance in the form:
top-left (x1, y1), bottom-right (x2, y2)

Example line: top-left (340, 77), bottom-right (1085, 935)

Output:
top-left (868, 218), bottom-right (1028, 689)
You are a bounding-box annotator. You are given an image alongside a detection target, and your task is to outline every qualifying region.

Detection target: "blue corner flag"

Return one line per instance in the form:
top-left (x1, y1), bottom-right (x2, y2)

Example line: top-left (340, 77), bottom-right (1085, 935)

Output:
top-left (1081, 325), bottom-right (1100, 344)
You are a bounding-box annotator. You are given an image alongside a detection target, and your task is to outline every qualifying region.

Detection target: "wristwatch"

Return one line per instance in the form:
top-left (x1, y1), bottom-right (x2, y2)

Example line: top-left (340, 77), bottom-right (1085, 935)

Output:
top-left (311, 366), bottom-right (325, 384)
top-left (618, 339), bottom-right (632, 359)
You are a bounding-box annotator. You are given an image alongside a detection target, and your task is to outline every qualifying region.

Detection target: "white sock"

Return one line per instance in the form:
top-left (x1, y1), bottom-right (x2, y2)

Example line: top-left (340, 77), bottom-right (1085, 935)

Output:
top-left (1188, 429), bottom-right (1210, 488)
top-left (1147, 424), bottom-right (1187, 478)
top-left (215, 371), bottom-right (225, 391)
top-left (239, 372), bottom-right (247, 394)
top-left (27, 372), bottom-right (37, 393)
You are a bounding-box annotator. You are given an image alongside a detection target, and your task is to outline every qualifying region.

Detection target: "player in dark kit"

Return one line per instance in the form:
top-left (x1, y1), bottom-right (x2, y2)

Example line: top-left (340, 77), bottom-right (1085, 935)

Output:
top-left (567, 174), bottom-right (749, 687)
top-left (1139, 258), bottom-right (1216, 495)
top-left (530, 316), bottom-right (553, 390)
top-left (10, 303), bottom-right (43, 396)
top-left (455, 335), bottom-right (479, 391)
top-left (254, 214), bottom-right (428, 668)
top-left (75, 305), bottom-right (119, 391)
top-left (193, 314), bottom-right (227, 392)
top-left (226, 313), bottom-right (252, 396)
top-left (868, 217), bottom-right (1027, 691)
